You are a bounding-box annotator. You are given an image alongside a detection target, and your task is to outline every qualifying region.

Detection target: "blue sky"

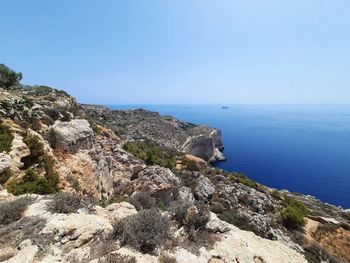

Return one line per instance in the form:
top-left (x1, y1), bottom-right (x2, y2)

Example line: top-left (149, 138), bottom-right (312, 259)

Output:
top-left (1, 0), bottom-right (349, 104)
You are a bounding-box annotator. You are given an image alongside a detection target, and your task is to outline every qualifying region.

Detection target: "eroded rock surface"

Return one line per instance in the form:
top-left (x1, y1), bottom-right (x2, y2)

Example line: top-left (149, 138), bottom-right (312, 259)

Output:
top-left (80, 105), bottom-right (225, 162)
top-left (0, 192), bottom-right (307, 263)
top-left (0, 153), bottom-right (11, 173)
top-left (49, 119), bottom-right (94, 153)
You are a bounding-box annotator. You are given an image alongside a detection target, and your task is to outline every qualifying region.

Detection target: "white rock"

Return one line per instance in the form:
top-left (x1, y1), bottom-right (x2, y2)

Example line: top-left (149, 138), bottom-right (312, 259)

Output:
top-left (50, 119), bottom-right (93, 153)
top-left (41, 213), bottom-right (112, 248)
top-left (6, 239), bottom-right (38, 263)
top-left (194, 175), bottom-right (215, 201)
top-left (0, 152), bottom-right (11, 173)
top-left (95, 202), bottom-right (137, 222)
top-left (9, 133), bottom-right (30, 171)
top-left (206, 213), bottom-right (230, 233)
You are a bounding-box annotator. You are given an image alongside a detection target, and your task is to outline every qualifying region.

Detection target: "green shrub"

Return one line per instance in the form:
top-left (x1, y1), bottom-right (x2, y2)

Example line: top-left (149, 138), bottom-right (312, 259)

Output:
top-left (281, 196), bottom-right (307, 229)
top-left (181, 158), bottom-right (200, 171)
top-left (24, 134), bottom-right (45, 158)
top-left (21, 134), bottom-right (45, 169)
top-left (31, 85), bottom-right (53, 95)
top-left (48, 192), bottom-right (82, 214)
top-left (123, 140), bottom-right (176, 168)
top-left (114, 208), bottom-right (169, 253)
top-left (0, 123), bottom-right (13, 153)
top-left (0, 168), bottom-right (12, 185)
top-left (0, 196), bottom-right (34, 225)
top-left (7, 168), bottom-right (59, 195)
top-left (0, 64), bottom-right (22, 89)
top-left (228, 173), bottom-right (259, 189)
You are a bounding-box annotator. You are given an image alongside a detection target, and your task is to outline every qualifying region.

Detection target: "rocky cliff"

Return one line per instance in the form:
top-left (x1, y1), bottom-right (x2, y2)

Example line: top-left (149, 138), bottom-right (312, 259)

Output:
top-left (0, 69), bottom-right (349, 263)
top-left (80, 104), bottom-right (226, 162)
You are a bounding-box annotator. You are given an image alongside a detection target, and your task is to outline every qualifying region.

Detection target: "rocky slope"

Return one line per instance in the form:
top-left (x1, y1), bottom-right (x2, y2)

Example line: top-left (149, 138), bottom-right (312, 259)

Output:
top-left (80, 104), bottom-right (225, 162)
top-left (0, 71), bottom-right (349, 263)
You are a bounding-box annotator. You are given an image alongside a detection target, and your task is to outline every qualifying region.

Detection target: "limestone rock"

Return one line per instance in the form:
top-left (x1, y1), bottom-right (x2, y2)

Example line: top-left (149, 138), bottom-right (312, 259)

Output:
top-left (50, 119), bottom-right (93, 153)
top-left (0, 153), bottom-right (11, 173)
top-left (178, 186), bottom-right (195, 203)
top-left (206, 213), bottom-right (230, 233)
top-left (9, 133), bottom-right (30, 171)
top-left (6, 239), bottom-right (38, 263)
top-left (211, 148), bottom-right (226, 162)
top-left (194, 175), bottom-right (215, 202)
top-left (132, 166), bottom-right (180, 204)
top-left (80, 105), bottom-right (226, 162)
top-left (95, 202), bottom-right (137, 222)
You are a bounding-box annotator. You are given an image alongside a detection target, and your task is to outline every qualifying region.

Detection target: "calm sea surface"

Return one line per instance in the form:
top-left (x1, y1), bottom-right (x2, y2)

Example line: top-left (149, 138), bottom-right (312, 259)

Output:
top-left (110, 104), bottom-right (350, 208)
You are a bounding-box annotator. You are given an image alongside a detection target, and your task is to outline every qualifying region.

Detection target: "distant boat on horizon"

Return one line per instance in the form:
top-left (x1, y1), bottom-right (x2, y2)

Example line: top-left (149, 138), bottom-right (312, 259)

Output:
top-left (221, 106), bottom-right (230, 109)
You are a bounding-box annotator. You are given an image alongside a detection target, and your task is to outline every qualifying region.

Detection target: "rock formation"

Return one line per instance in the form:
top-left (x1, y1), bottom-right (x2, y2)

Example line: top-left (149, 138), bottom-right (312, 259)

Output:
top-left (80, 104), bottom-right (225, 162)
top-left (0, 78), bottom-right (349, 263)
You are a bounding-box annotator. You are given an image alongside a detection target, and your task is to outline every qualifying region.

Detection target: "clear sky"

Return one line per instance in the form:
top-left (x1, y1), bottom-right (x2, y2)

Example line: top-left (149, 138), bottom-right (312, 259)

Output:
top-left (1, 0), bottom-right (349, 104)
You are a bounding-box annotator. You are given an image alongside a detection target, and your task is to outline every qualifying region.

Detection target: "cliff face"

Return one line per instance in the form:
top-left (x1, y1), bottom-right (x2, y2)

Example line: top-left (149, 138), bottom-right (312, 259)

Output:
top-left (1, 85), bottom-right (349, 263)
top-left (80, 104), bottom-right (226, 162)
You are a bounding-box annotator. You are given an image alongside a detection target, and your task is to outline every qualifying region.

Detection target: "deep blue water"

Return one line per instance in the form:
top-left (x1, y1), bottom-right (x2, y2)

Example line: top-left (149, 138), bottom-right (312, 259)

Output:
top-left (110, 104), bottom-right (350, 208)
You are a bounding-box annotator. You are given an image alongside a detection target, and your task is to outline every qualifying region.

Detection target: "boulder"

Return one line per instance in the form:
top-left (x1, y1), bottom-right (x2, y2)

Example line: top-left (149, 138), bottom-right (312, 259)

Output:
top-left (194, 175), bottom-right (215, 202)
top-left (132, 166), bottom-right (180, 204)
top-left (0, 153), bottom-right (11, 173)
top-left (49, 119), bottom-right (93, 153)
top-left (206, 212), bottom-right (230, 233)
top-left (178, 186), bottom-right (195, 203)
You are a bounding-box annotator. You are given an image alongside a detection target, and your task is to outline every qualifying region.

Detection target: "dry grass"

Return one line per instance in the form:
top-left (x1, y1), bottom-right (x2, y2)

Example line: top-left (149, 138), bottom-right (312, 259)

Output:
top-left (0, 196), bottom-right (34, 225)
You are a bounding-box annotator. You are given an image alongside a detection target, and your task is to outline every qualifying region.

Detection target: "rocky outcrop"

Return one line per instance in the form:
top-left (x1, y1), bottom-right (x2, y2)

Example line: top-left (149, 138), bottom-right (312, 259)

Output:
top-left (130, 166), bottom-right (180, 204)
top-left (49, 119), bottom-right (93, 153)
top-left (0, 192), bottom-right (307, 263)
top-left (80, 105), bottom-right (225, 162)
top-left (0, 153), bottom-right (11, 173)
top-left (194, 175), bottom-right (215, 202)
top-left (1, 78), bottom-right (346, 263)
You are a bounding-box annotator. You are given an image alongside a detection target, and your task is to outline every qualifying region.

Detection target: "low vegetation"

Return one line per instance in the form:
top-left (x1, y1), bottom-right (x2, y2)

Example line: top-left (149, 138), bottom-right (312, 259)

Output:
top-left (129, 192), bottom-right (156, 211)
top-left (281, 195), bottom-right (307, 229)
top-left (0, 196), bottom-right (34, 225)
top-left (24, 133), bottom-right (45, 158)
top-left (181, 158), bottom-right (200, 171)
top-left (99, 253), bottom-right (136, 263)
top-left (228, 172), bottom-right (260, 189)
top-left (98, 196), bottom-right (128, 208)
top-left (7, 168), bottom-right (59, 195)
top-left (171, 200), bottom-right (210, 231)
top-left (123, 140), bottom-right (176, 168)
top-left (48, 192), bottom-right (82, 214)
top-left (21, 133), bottom-right (45, 169)
top-left (113, 208), bottom-right (169, 253)
top-left (0, 168), bottom-right (12, 185)
top-left (0, 122), bottom-right (13, 153)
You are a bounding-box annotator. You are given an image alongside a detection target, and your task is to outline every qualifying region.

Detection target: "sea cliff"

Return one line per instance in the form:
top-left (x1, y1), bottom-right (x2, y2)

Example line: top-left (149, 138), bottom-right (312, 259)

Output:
top-left (0, 67), bottom-right (349, 263)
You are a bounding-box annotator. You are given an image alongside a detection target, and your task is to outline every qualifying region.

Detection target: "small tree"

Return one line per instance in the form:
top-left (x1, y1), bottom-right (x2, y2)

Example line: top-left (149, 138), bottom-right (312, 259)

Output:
top-left (0, 64), bottom-right (22, 89)
top-left (281, 196), bottom-right (307, 229)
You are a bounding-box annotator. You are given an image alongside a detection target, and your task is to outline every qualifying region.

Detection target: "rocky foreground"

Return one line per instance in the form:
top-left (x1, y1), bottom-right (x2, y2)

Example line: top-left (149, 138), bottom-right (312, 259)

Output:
top-left (0, 67), bottom-right (349, 263)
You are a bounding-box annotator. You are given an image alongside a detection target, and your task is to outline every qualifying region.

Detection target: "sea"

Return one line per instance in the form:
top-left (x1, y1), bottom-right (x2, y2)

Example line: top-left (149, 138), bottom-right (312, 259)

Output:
top-left (110, 104), bottom-right (350, 209)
